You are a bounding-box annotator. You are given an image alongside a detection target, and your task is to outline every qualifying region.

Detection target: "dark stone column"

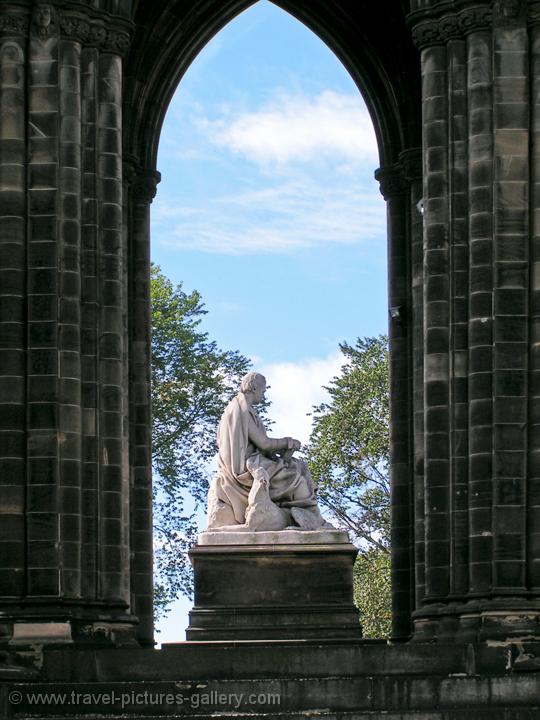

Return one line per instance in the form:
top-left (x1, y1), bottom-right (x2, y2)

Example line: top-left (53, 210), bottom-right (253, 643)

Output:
top-left (376, 160), bottom-right (417, 641)
top-left (447, 27), bottom-right (469, 604)
top-left (467, 16), bottom-right (495, 603)
top-left (0, 10), bottom-right (27, 603)
top-left (80, 41), bottom-right (100, 605)
top-left (125, 166), bottom-right (160, 648)
top-left (0, 2), bottom-right (138, 647)
top-left (400, 148), bottom-right (425, 625)
top-left (491, 3), bottom-right (529, 596)
top-left (530, 2), bottom-right (540, 592)
top-left (409, 0), bottom-right (540, 641)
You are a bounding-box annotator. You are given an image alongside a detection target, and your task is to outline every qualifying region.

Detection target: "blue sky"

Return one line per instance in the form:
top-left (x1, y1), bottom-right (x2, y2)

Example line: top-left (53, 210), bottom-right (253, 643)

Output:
top-left (151, 0), bottom-right (388, 642)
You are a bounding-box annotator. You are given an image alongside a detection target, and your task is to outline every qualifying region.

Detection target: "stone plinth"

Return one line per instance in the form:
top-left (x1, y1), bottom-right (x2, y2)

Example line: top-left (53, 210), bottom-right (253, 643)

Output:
top-left (186, 531), bottom-right (362, 641)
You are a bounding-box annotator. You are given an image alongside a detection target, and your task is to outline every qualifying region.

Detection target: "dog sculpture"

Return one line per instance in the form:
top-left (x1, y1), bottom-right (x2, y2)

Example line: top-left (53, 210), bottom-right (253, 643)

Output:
top-left (214, 464), bottom-right (292, 532)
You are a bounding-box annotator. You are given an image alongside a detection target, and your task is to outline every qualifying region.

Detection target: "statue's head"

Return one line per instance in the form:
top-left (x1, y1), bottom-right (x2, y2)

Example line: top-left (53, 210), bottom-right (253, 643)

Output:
top-left (35, 5), bottom-right (53, 38)
top-left (240, 372), bottom-right (266, 402)
top-left (36, 5), bottom-right (52, 27)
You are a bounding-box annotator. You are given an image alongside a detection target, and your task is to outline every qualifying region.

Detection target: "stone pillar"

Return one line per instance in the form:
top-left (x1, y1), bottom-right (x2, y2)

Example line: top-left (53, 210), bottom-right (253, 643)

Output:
top-left (530, 1), bottom-right (540, 594)
top-left (409, 0), bottom-right (540, 641)
top-left (0, 8), bottom-right (28, 604)
top-left (399, 150), bottom-right (426, 632)
top-left (125, 166), bottom-right (160, 648)
top-left (0, 2), bottom-right (139, 646)
top-left (376, 152), bottom-right (422, 641)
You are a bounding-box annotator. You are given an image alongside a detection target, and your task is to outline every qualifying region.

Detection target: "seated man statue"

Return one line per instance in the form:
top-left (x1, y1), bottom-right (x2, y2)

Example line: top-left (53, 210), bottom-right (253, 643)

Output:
top-left (206, 371), bottom-right (331, 531)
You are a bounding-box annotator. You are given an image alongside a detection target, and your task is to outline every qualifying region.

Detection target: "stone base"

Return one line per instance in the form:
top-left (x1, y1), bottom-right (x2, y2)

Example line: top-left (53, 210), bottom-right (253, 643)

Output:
top-left (4, 641), bottom-right (540, 718)
top-left (187, 532), bottom-right (361, 640)
top-left (0, 605), bottom-right (139, 650)
top-left (413, 597), bottom-right (540, 642)
top-left (197, 529), bottom-right (351, 545)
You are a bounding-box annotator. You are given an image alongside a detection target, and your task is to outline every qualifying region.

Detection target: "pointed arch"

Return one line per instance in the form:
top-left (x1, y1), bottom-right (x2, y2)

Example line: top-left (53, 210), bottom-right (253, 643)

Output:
top-left (124, 0), bottom-right (421, 169)
top-left (124, 0), bottom-right (422, 643)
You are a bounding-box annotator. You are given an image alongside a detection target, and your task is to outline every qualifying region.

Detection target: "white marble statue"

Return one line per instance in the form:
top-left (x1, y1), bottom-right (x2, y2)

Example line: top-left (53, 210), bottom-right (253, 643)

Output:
top-left (206, 371), bottom-right (333, 531)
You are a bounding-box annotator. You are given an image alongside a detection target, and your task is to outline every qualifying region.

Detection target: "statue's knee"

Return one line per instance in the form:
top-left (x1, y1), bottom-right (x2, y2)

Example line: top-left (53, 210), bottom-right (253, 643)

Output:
top-left (207, 498), bottom-right (237, 529)
top-left (207, 477), bottom-right (238, 529)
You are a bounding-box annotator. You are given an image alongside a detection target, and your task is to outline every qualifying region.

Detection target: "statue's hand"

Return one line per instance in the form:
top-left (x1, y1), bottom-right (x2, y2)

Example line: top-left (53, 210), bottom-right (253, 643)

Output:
top-left (282, 448), bottom-right (294, 465)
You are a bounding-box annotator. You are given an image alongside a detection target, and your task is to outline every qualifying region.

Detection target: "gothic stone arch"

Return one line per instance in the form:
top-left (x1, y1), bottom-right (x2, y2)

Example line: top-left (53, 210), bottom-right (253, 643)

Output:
top-left (124, 0), bottom-right (422, 646)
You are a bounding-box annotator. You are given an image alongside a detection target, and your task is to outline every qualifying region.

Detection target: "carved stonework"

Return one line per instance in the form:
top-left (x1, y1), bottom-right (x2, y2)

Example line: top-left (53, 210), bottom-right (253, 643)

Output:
top-left (438, 14), bottom-right (461, 41)
top-left (457, 5), bottom-right (493, 32)
top-left (59, 13), bottom-right (131, 53)
top-left (411, 20), bottom-right (442, 49)
top-left (399, 148), bottom-right (423, 183)
top-left (58, 15), bottom-right (90, 44)
top-left (0, 10), bottom-right (29, 36)
top-left (410, 4), bottom-right (493, 49)
top-left (494, 0), bottom-right (523, 21)
top-left (0, 4), bottom-right (131, 53)
top-left (206, 372), bottom-right (334, 534)
top-left (32, 4), bottom-right (56, 39)
top-left (130, 171), bottom-right (162, 205)
top-left (109, 29), bottom-right (131, 53)
top-left (375, 164), bottom-right (407, 200)
top-left (528, 0), bottom-right (540, 24)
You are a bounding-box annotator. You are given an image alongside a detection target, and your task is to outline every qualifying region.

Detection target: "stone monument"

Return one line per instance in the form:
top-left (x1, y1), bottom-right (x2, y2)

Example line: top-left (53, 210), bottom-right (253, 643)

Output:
top-left (2, 0), bottom-right (540, 716)
top-left (187, 372), bottom-right (362, 640)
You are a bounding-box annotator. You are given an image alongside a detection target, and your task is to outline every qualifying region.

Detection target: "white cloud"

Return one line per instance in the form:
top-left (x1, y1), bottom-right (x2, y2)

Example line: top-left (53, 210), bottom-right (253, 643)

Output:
top-left (154, 89), bottom-right (385, 255)
top-left (259, 352), bottom-right (343, 446)
top-left (153, 176), bottom-right (385, 254)
top-left (203, 90), bottom-right (379, 167)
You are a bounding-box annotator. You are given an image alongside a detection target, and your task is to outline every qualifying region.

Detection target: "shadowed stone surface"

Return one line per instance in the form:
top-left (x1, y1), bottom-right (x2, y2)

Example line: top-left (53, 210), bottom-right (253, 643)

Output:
top-left (187, 540), bottom-right (361, 640)
top-left (1, 642), bottom-right (540, 718)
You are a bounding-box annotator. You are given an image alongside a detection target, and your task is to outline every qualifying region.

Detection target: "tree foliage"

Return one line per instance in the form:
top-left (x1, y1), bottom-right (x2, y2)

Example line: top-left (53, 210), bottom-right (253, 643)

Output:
top-left (353, 547), bottom-right (391, 638)
top-left (306, 335), bottom-right (390, 637)
top-left (151, 265), bottom-right (250, 619)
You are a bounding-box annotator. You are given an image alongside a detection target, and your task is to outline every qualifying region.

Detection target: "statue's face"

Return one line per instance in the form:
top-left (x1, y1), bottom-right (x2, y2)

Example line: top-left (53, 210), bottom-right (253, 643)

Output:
top-left (253, 380), bottom-right (266, 404)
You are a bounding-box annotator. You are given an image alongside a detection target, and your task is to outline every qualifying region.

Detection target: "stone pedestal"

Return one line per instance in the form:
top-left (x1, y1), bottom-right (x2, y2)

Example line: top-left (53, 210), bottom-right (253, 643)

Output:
top-left (187, 531), bottom-right (362, 641)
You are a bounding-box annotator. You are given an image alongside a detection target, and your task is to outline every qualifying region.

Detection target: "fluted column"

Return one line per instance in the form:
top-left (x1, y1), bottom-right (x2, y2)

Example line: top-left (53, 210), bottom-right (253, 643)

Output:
top-left (409, 0), bottom-right (540, 641)
top-left (528, 0), bottom-right (540, 595)
top-left (399, 149), bottom-right (425, 622)
top-left (0, 9), bottom-right (27, 601)
top-left (125, 165), bottom-right (160, 648)
top-left (376, 157), bottom-right (419, 641)
top-left (0, 2), bottom-right (137, 646)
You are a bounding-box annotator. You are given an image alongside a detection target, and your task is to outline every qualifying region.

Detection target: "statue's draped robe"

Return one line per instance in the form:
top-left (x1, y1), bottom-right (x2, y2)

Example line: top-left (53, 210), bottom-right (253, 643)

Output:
top-left (213, 394), bottom-right (317, 524)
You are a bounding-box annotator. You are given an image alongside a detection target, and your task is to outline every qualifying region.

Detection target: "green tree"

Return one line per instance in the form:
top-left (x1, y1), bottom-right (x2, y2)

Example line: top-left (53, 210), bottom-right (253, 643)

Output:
top-left (306, 335), bottom-right (390, 637)
top-left (151, 265), bottom-right (250, 619)
top-left (353, 547), bottom-right (391, 638)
